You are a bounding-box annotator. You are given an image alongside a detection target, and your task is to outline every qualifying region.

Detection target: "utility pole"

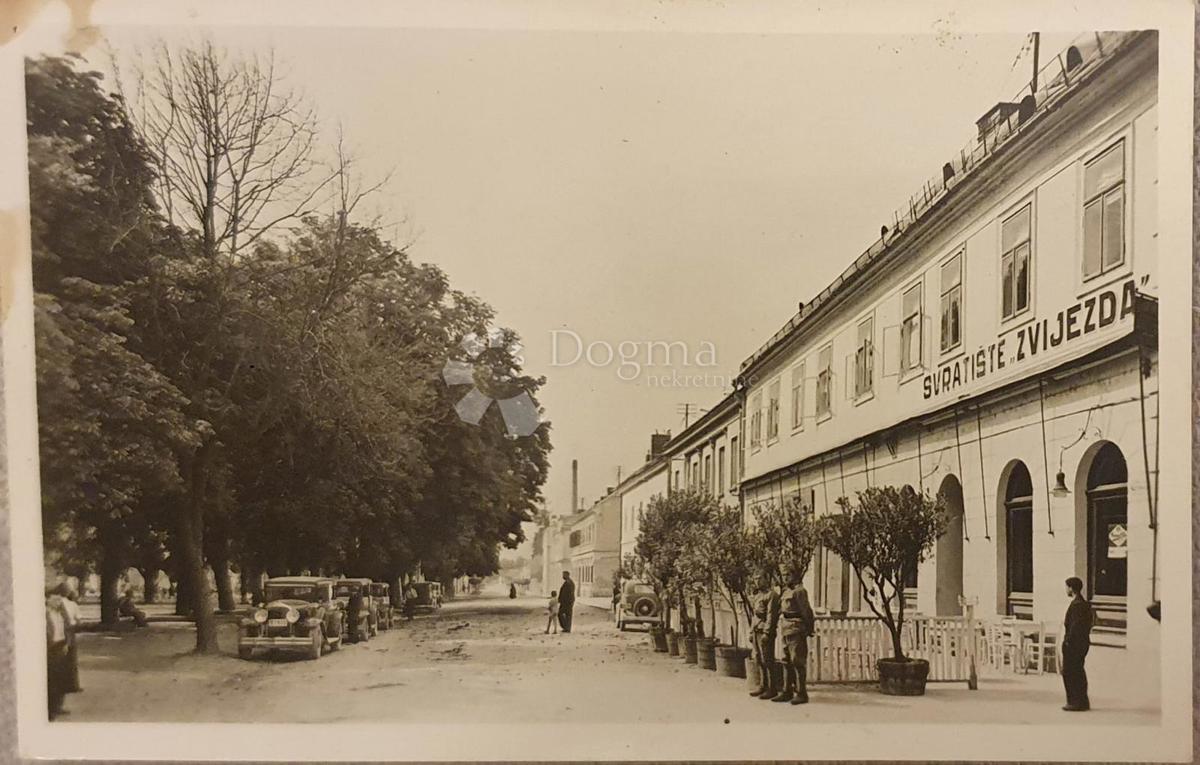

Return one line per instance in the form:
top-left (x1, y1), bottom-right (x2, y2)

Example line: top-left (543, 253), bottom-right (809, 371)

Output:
top-left (677, 403), bottom-right (693, 429)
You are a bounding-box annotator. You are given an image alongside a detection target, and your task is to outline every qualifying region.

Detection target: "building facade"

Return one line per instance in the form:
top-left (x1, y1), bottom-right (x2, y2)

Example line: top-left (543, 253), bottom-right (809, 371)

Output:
top-left (737, 32), bottom-right (1158, 666)
top-left (618, 459), bottom-right (669, 564)
top-left (568, 493), bottom-right (621, 598)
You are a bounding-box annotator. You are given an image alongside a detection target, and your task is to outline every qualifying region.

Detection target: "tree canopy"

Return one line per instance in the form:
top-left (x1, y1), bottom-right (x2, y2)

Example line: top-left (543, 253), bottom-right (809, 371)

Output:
top-left (29, 50), bottom-right (551, 648)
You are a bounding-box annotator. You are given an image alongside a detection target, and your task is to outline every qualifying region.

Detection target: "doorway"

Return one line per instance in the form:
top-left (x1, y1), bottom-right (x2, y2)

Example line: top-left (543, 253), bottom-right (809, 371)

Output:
top-left (1085, 442), bottom-right (1128, 634)
top-left (935, 475), bottom-right (965, 616)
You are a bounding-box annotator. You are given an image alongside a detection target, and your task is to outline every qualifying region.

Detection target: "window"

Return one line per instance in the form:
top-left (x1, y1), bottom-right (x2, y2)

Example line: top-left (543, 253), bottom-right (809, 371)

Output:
top-left (790, 363), bottom-right (805, 430)
top-left (816, 346), bottom-right (833, 418)
top-left (854, 317), bottom-right (874, 398)
top-left (729, 437), bottom-right (739, 488)
top-left (1000, 205), bottom-right (1032, 320)
top-left (717, 446), bottom-right (726, 493)
top-left (674, 469), bottom-right (680, 489)
top-left (1083, 141), bottom-right (1125, 280)
top-left (900, 283), bottom-right (923, 374)
top-left (750, 392), bottom-right (763, 448)
top-left (767, 379), bottom-right (781, 441)
top-left (939, 253), bottom-right (963, 352)
top-left (704, 454), bottom-right (712, 492)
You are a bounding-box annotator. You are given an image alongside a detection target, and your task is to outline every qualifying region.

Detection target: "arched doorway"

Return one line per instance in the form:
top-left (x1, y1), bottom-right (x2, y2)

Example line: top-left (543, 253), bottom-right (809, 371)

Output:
top-left (1002, 462), bottom-right (1034, 619)
top-left (935, 475), bottom-right (965, 616)
top-left (900, 485), bottom-right (920, 614)
top-left (1083, 442), bottom-right (1128, 634)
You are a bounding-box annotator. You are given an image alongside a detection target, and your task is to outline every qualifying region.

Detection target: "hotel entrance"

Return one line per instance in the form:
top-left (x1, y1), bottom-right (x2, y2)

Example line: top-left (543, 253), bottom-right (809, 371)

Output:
top-left (1085, 442), bottom-right (1129, 636)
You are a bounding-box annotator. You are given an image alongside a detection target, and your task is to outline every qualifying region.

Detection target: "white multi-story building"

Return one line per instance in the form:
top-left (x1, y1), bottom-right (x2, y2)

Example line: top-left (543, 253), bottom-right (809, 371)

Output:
top-left (737, 31), bottom-right (1159, 668)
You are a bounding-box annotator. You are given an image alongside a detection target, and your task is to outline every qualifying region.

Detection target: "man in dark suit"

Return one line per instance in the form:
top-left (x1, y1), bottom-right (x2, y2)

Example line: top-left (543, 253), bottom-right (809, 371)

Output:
top-left (557, 571), bottom-right (575, 633)
top-left (1061, 576), bottom-right (1094, 711)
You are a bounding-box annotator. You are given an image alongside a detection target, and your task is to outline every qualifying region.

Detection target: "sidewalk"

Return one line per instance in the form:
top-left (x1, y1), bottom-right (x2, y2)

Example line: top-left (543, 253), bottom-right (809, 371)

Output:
top-left (578, 597), bottom-right (613, 611)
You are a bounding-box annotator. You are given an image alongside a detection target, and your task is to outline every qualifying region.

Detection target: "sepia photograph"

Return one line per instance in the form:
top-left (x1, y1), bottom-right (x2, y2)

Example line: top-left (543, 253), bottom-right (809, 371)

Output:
top-left (0, 1), bottom-right (1194, 761)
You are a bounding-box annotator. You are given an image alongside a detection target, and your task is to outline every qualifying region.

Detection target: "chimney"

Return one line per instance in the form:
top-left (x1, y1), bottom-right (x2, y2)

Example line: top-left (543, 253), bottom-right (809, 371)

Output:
top-left (648, 432), bottom-right (670, 461)
top-left (571, 459), bottom-right (579, 513)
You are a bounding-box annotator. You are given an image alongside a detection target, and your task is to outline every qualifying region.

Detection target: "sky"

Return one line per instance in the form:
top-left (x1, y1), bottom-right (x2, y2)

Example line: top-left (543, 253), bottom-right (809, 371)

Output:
top-left (82, 23), bottom-right (1080, 552)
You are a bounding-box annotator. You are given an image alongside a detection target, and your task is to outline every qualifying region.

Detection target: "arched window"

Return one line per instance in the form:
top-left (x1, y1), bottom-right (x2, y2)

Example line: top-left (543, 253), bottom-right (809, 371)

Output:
top-left (1004, 462), bottom-right (1034, 619)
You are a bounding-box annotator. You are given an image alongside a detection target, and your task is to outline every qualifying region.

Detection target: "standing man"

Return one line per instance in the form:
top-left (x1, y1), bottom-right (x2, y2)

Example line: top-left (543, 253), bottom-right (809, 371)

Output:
top-left (402, 582), bottom-right (418, 621)
top-left (557, 571), bottom-right (576, 633)
top-left (1061, 576), bottom-right (1094, 711)
top-left (749, 573), bottom-right (781, 700)
top-left (775, 567), bottom-right (815, 704)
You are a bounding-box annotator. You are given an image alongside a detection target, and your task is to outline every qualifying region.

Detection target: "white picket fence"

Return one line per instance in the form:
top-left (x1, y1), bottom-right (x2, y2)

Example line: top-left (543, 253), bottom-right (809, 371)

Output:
top-left (805, 615), bottom-right (984, 685)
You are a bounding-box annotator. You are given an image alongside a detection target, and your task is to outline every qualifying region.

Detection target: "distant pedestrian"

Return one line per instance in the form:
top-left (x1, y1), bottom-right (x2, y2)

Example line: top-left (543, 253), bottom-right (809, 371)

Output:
top-left (557, 571), bottom-right (575, 633)
top-left (403, 583), bottom-right (417, 621)
top-left (45, 587), bottom-right (71, 718)
top-left (545, 590), bottom-right (560, 634)
top-left (118, 590), bottom-right (148, 628)
top-left (1061, 576), bottom-right (1094, 711)
top-left (509, 583), bottom-right (517, 599)
top-left (611, 581), bottom-right (621, 619)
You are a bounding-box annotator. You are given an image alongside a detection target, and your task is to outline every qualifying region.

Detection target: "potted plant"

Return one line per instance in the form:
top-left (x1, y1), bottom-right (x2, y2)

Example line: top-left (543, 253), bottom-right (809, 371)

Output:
top-left (822, 485), bottom-right (948, 696)
top-left (709, 507), bottom-right (756, 678)
top-left (677, 524), bottom-right (720, 670)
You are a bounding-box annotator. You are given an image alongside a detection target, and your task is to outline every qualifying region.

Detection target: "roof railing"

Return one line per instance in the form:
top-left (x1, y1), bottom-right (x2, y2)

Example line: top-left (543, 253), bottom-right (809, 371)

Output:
top-left (740, 31), bottom-right (1137, 374)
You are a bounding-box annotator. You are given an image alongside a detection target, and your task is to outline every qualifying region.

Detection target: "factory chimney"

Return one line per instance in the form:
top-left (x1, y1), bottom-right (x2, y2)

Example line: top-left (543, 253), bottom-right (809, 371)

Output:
top-left (571, 459), bottom-right (579, 513)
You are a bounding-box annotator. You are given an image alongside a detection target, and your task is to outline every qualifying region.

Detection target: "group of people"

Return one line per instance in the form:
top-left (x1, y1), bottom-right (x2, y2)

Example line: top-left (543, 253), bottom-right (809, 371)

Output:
top-left (744, 572), bottom-right (1096, 711)
top-left (748, 568), bottom-right (816, 705)
top-left (544, 570), bottom-right (575, 634)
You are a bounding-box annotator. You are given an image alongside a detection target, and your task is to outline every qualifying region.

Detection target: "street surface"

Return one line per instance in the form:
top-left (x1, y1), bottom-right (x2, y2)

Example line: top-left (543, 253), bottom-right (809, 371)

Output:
top-left (61, 596), bottom-right (1160, 725)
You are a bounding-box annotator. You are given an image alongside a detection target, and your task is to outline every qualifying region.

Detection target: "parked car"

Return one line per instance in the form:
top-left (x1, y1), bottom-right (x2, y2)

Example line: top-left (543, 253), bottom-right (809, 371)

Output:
top-left (408, 581), bottom-right (443, 611)
top-left (239, 576), bottom-right (346, 660)
top-left (333, 578), bottom-right (376, 641)
top-left (369, 582), bottom-right (394, 630)
top-left (616, 581), bottom-right (662, 631)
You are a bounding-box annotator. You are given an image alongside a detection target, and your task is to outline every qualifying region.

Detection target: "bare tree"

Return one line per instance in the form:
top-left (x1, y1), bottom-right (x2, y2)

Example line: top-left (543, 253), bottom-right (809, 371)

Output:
top-left (127, 41), bottom-right (332, 259)
top-left (120, 41), bottom-right (334, 653)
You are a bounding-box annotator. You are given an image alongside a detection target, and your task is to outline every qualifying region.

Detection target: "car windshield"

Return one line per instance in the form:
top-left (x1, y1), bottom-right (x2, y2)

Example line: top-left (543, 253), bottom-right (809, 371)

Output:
top-left (333, 583), bottom-right (360, 597)
top-left (265, 585), bottom-right (317, 602)
top-left (627, 583), bottom-right (654, 595)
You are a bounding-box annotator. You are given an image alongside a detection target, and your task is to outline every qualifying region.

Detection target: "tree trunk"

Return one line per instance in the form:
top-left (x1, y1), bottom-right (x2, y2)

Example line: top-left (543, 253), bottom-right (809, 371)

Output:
top-left (243, 561), bottom-right (264, 605)
top-left (139, 566), bottom-right (159, 604)
top-left (212, 558), bottom-right (236, 613)
top-left (99, 553), bottom-right (122, 626)
top-left (180, 446), bottom-right (219, 654)
top-left (174, 569), bottom-right (192, 616)
top-left (693, 595), bottom-right (705, 638)
top-left (890, 626), bottom-right (905, 660)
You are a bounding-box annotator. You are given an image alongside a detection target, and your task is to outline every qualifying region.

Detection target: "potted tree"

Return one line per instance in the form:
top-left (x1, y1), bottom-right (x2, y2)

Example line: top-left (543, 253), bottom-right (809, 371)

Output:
top-left (633, 490), bottom-right (718, 655)
top-left (709, 506), bottom-right (756, 678)
top-left (822, 485), bottom-right (948, 696)
top-left (677, 525), bottom-right (720, 670)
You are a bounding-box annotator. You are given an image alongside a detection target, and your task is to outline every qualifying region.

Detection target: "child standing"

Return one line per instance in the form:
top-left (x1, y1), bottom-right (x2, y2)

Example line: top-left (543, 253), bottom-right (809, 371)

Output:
top-left (545, 590), bottom-right (559, 634)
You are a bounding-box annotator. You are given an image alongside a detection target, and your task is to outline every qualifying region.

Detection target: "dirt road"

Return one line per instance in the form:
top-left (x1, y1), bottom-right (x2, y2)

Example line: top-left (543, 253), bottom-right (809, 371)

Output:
top-left (60, 596), bottom-right (1158, 725)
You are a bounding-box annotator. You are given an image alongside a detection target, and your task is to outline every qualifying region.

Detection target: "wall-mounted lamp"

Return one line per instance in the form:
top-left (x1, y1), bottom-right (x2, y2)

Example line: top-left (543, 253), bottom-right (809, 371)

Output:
top-left (1051, 407), bottom-right (1101, 499)
top-left (1051, 470), bottom-right (1070, 497)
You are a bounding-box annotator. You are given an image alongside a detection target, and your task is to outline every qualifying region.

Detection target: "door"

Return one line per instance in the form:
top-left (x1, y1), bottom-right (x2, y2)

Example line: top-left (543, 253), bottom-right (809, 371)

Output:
top-left (1087, 490), bottom-right (1128, 632)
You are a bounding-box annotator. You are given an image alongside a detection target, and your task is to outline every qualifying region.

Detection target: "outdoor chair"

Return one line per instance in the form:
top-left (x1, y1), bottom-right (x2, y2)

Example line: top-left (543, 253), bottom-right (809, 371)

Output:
top-left (1023, 624), bottom-right (1058, 674)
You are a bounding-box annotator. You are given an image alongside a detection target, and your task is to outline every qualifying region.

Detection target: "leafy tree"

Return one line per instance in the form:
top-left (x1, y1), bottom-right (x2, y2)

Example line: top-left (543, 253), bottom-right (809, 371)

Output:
top-left (633, 489), bottom-right (719, 635)
top-left (821, 485), bottom-right (948, 660)
top-left (27, 56), bottom-right (200, 624)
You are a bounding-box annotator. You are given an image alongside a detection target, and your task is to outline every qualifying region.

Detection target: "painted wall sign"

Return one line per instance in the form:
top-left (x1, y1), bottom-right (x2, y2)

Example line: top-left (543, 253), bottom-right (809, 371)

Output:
top-left (922, 278), bottom-right (1137, 401)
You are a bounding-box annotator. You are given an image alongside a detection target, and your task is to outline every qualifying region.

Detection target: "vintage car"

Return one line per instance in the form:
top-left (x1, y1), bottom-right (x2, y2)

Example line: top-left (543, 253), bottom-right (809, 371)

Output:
top-left (239, 576), bottom-right (346, 660)
top-left (616, 581), bottom-right (662, 631)
top-left (408, 581), bottom-right (443, 611)
top-left (369, 582), bottom-right (394, 630)
top-left (333, 578), bottom-right (377, 641)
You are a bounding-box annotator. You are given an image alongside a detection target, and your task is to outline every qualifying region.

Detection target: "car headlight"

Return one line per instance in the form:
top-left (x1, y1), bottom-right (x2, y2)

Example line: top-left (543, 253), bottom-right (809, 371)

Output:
top-left (253, 609), bottom-right (268, 624)
top-left (285, 609), bottom-right (300, 624)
